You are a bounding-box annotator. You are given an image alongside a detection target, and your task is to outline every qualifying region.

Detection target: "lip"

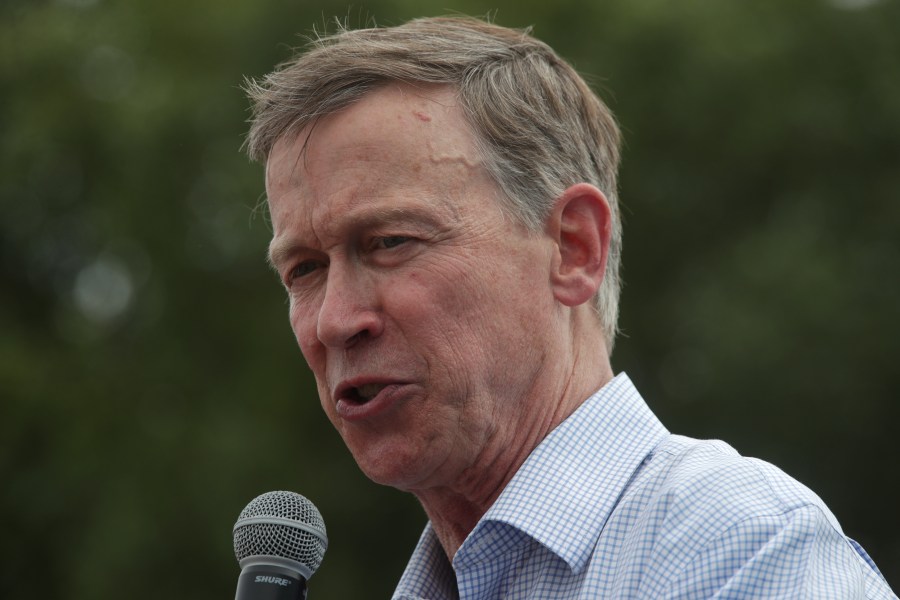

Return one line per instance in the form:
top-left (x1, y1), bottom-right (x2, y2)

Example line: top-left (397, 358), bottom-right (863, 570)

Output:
top-left (333, 377), bottom-right (413, 422)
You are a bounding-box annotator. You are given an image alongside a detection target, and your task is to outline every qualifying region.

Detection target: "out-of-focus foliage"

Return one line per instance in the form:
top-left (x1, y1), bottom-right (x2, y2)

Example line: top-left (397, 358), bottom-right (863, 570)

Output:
top-left (2, 0), bottom-right (897, 597)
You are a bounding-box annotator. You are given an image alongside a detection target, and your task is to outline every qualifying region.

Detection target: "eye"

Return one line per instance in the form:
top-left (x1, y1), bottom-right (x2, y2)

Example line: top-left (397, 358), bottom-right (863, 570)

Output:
top-left (375, 235), bottom-right (411, 249)
top-left (287, 260), bottom-right (322, 283)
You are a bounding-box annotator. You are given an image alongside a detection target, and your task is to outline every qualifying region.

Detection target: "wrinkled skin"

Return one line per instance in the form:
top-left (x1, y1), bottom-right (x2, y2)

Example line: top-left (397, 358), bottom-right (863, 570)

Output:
top-left (265, 83), bottom-right (612, 554)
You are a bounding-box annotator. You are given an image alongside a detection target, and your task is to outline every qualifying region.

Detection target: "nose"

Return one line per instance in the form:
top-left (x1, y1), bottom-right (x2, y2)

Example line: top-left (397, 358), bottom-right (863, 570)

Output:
top-left (316, 262), bottom-right (384, 349)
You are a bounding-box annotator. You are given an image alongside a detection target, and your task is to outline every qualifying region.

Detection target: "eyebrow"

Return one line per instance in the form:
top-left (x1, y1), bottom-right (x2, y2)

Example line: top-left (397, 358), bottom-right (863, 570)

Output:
top-left (266, 205), bottom-right (447, 271)
top-left (267, 238), bottom-right (298, 273)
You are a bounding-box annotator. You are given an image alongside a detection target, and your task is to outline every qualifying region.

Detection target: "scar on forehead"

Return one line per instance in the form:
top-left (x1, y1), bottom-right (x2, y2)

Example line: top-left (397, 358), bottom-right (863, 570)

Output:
top-left (413, 111), bottom-right (432, 122)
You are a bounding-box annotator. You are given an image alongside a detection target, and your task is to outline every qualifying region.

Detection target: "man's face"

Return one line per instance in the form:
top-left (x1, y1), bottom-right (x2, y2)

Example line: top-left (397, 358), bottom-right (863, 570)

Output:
top-left (265, 85), bottom-right (560, 493)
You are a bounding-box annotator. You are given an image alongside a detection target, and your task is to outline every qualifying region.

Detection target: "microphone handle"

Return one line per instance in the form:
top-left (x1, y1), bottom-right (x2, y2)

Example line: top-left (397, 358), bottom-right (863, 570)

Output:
top-left (235, 563), bottom-right (308, 600)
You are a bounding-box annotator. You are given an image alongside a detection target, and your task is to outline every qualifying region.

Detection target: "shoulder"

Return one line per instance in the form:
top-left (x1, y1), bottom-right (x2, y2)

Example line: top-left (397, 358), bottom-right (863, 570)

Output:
top-left (598, 435), bottom-right (894, 598)
top-left (630, 434), bottom-right (845, 561)
top-left (646, 435), bottom-right (840, 531)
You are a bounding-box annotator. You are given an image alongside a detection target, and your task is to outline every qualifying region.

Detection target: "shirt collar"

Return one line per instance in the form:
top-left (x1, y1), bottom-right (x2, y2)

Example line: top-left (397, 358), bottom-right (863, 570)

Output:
top-left (395, 521), bottom-right (458, 600)
top-left (395, 373), bottom-right (669, 596)
top-left (458, 373), bottom-right (668, 574)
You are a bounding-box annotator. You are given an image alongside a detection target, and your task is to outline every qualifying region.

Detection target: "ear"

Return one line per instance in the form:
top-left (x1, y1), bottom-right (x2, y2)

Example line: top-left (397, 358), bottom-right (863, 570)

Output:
top-left (547, 183), bottom-right (611, 308)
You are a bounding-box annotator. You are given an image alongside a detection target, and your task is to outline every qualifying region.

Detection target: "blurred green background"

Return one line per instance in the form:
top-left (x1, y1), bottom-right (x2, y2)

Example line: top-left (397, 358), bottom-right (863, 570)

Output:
top-left (2, 0), bottom-right (898, 597)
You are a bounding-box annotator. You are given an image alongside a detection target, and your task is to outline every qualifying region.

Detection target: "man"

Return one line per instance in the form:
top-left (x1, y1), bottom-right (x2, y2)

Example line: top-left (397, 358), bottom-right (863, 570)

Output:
top-left (245, 16), bottom-right (896, 599)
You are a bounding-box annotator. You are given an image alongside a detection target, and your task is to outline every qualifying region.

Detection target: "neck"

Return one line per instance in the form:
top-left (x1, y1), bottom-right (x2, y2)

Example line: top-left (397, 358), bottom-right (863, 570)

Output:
top-left (413, 317), bottom-right (613, 558)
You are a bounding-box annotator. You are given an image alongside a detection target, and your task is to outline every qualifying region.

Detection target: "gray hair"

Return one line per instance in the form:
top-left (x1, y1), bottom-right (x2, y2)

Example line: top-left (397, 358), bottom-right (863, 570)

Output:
top-left (244, 16), bottom-right (623, 350)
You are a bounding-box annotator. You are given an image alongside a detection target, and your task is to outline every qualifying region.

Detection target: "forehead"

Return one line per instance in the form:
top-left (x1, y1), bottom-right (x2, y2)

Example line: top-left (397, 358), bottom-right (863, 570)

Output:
top-left (265, 84), bottom-right (486, 226)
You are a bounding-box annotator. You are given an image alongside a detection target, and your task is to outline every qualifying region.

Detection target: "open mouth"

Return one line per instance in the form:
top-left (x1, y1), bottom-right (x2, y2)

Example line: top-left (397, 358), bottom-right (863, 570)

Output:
top-left (345, 383), bottom-right (387, 404)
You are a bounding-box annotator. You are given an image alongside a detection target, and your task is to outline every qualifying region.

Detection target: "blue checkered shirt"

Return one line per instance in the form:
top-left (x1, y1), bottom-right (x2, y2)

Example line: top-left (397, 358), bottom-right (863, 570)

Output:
top-left (392, 374), bottom-right (896, 599)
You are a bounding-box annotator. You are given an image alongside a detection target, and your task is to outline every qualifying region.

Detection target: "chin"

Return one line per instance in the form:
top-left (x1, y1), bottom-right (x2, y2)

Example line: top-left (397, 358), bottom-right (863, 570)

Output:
top-left (349, 439), bottom-right (436, 491)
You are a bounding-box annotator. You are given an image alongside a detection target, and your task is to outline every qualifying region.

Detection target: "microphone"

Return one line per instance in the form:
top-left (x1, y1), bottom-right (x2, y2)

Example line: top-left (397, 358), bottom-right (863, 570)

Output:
top-left (233, 491), bottom-right (328, 600)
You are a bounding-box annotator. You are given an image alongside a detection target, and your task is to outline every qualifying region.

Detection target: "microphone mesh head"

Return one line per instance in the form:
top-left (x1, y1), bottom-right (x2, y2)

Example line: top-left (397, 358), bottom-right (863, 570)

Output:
top-left (233, 491), bottom-right (328, 576)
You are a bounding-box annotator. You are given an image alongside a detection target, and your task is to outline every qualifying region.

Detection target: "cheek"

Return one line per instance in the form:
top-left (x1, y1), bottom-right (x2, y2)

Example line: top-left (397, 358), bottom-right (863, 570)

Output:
top-left (425, 262), bottom-right (549, 363)
top-left (290, 303), bottom-right (336, 423)
top-left (392, 277), bottom-right (499, 370)
top-left (289, 302), bottom-right (324, 368)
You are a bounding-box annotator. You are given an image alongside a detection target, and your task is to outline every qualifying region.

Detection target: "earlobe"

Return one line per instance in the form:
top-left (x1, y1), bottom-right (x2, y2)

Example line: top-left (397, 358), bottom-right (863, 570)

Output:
top-left (548, 183), bottom-right (611, 307)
